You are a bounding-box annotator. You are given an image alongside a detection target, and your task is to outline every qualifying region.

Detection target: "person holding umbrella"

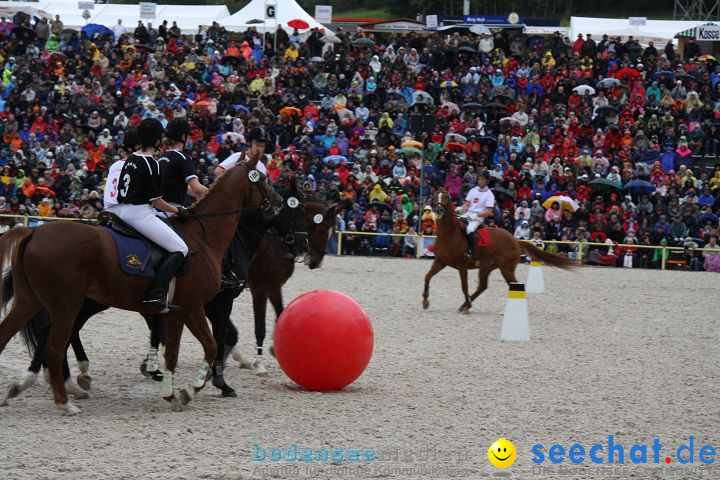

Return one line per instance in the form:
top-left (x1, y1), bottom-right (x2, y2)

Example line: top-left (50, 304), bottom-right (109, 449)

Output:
top-left (459, 170), bottom-right (495, 260)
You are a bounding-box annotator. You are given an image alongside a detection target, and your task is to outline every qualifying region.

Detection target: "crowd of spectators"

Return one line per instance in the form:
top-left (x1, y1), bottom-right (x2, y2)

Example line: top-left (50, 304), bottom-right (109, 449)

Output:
top-left (1, 13), bottom-right (720, 270)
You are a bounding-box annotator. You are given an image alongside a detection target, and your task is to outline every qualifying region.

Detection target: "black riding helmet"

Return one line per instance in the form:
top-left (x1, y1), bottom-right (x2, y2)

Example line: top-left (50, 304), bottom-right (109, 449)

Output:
top-left (137, 118), bottom-right (164, 149)
top-left (122, 127), bottom-right (139, 153)
top-left (165, 118), bottom-right (191, 143)
top-left (246, 126), bottom-right (269, 144)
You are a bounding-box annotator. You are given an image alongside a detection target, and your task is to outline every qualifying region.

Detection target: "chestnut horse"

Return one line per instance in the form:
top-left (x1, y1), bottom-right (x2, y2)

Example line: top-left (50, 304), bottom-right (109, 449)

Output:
top-left (422, 189), bottom-right (575, 313)
top-left (0, 160), bottom-right (281, 414)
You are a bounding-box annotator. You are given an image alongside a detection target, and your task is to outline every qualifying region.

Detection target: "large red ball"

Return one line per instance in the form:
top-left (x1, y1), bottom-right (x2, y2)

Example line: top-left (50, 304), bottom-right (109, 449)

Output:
top-left (274, 290), bottom-right (374, 391)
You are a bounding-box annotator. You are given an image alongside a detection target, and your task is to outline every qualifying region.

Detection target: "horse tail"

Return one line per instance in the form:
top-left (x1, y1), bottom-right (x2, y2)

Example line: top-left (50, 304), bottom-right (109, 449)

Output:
top-left (0, 227), bottom-right (34, 304)
top-left (520, 242), bottom-right (577, 270)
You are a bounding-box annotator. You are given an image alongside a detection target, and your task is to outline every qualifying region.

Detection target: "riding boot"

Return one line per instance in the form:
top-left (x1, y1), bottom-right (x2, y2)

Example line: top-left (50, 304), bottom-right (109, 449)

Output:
top-left (143, 252), bottom-right (185, 311)
top-left (465, 232), bottom-right (478, 260)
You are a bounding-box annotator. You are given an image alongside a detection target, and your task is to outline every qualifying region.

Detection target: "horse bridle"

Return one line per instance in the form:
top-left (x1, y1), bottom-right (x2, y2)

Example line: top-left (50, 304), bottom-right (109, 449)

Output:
top-left (302, 206), bottom-right (335, 261)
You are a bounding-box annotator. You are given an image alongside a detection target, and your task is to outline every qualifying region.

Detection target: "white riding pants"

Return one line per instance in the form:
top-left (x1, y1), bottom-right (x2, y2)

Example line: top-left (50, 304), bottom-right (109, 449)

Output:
top-left (462, 212), bottom-right (484, 235)
top-left (115, 204), bottom-right (188, 256)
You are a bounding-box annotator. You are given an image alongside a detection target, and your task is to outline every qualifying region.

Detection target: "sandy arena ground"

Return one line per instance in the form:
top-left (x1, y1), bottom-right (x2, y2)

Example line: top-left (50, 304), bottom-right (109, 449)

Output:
top-left (0, 256), bottom-right (718, 480)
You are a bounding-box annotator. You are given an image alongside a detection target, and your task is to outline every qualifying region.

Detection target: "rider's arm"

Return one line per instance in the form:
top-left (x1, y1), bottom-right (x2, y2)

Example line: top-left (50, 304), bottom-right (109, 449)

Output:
top-left (477, 206), bottom-right (494, 218)
top-left (187, 177), bottom-right (208, 197)
top-left (461, 200), bottom-right (470, 212)
top-left (151, 198), bottom-right (180, 214)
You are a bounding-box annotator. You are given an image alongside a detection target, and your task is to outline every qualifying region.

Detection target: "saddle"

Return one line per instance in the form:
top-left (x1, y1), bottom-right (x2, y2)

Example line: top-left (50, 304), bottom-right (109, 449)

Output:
top-left (458, 218), bottom-right (491, 247)
top-left (98, 211), bottom-right (189, 278)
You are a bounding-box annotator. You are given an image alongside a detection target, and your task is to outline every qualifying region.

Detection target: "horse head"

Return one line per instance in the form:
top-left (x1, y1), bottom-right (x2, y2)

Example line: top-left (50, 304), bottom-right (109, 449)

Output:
top-left (433, 188), bottom-right (453, 219)
top-left (303, 199), bottom-right (336, 269)
top-left (240, 162), bottom-right (282, 220)
top-left (273, 179), bottom-right (310, 256)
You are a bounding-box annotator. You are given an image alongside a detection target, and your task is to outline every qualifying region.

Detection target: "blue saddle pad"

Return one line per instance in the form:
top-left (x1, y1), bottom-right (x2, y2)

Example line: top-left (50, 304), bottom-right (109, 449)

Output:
top-left (105, 227), bottom-right (155, 277)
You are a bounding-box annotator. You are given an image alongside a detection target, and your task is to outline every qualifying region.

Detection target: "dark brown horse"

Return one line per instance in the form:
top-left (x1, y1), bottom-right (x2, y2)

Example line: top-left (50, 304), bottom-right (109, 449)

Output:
top-left (422, 188), bottom-right (575, 313)
top-left (0, 160), bottom-right (281, 414)
top-left (227, 197), bottom-right (336, 373)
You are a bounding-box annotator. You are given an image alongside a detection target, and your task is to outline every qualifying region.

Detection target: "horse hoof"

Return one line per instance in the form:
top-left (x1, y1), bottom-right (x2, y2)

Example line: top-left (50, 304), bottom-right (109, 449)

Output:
top-left (422, 300), bottom-right (429, 310)
top-left (73, 389), bottom-right (90, 400)
top-left (163, 395), bottom-right (174, 404)
top-left (179, 388), bottom-right (193, 406)
top-left (148, 370), bottom-right (163, 382)
top-left (170, 397), bottom-right (184, 412)
top-left (6, 383), bottom-right (21, 400)
top-left (140, 360), bottom-right (150, 378)
top-left (57, 402), bottom-right (81, 416)
top-left (76, 373), bottom-right (92, 391)
top-left (221, 387), bottom-right (237, 398)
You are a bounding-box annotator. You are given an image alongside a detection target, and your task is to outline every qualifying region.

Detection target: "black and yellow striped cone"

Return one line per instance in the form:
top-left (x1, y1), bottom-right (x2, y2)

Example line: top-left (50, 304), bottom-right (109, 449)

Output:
top-left (526, 261), bottom-right (544, 294)
top-left (501, 283), bottom-right (530, 341)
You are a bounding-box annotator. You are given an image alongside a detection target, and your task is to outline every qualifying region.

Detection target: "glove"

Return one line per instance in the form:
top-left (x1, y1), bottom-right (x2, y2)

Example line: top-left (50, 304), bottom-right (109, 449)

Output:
top-left (176, 206), bottom-right (191, 219)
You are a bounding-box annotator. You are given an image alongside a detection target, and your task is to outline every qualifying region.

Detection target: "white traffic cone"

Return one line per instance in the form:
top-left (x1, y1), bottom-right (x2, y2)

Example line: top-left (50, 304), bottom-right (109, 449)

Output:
top-left (526, 261), bottom-right (544, 294)
top-left (501, 283), bottom-right (530, 341)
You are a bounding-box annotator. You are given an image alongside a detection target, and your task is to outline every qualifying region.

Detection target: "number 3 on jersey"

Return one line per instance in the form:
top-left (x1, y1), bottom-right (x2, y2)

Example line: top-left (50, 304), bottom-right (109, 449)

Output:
top-left (119, 173), bottom-right (131, 198)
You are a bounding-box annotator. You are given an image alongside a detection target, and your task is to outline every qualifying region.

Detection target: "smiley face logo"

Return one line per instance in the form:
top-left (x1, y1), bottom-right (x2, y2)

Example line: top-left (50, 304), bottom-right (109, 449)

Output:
top-left (488, 438), bottom-right (516, 468)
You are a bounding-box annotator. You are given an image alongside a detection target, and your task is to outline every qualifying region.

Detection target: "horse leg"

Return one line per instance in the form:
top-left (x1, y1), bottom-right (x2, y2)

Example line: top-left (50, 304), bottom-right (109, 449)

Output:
top-left (226, 321), bottom-right (250, 368)
top-left (68, 300), bottom-right (107, 392)
top-left (175, 307), bottom-right (217, 406)
top-left (69, 333), bottom-right (91, 394)
top-left (499, 262), bottom-right (519, 286)
top-left (0, 293), bottom-right (42, 407)
top-left (205, 290), bottom-right (237, 397)
top-left (140, 314), bottom-right (164, 381)
top-left (422, 259), bottom-right (446, 310)
top-left (266, 287), bottom-right (284, 358)
top-left (160, 315), bottom-right (184, 410)
top-left (2, 347), bottom-right (43, 406)
top-left (44, 313), bottom-right (81, 415)
top-left (470, 267), bottom-right (492, 302)
top-left (250, 288), bottom-right (269, 376)
top-left (458, 267), bottom-right (472, 314)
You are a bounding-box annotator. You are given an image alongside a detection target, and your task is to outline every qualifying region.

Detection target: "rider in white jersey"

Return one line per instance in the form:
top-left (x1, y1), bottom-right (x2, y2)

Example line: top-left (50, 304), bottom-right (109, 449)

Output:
top-left (460, 170), bottom-right (495, 260)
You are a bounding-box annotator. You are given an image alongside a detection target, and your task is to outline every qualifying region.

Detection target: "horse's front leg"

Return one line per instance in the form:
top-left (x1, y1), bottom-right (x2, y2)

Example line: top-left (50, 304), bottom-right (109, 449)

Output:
top-left (422, 259), bottom-right (446, 310)
top-left (458, 266), bottom-right (472, 314)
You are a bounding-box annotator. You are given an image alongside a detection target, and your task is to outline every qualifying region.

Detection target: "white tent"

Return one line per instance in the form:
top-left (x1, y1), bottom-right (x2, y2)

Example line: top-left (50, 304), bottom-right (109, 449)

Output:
top-left (570, 16), bottom-right (707, 46)
top-left (0, 1), bottom-right (230, 34)
top-left (220, 0), bottom-right (333, 35)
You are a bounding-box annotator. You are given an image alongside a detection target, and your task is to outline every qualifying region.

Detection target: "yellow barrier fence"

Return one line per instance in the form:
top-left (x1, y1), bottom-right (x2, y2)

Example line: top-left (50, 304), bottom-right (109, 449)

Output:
top-left (334, 231), bottom-right (720, 271)
top-left (1, 214), bottom-right (716, 272)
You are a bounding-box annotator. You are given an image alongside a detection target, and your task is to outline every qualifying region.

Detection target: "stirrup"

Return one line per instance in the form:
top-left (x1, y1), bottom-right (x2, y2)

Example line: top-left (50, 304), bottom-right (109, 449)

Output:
top-left (143, 297), bottom-right (180, 311)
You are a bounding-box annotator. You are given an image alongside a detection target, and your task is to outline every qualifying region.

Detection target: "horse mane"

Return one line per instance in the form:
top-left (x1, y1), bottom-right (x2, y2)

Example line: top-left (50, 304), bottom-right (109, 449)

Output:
top-left (190, 165), bottom-right (241, 211)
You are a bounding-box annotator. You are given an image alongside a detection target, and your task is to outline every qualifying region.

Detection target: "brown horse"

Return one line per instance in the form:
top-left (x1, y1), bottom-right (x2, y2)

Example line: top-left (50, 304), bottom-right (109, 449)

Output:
top-left (0, 160), bottom-right (282, 414)
top-left (422, 188), bottom-right (575, 313)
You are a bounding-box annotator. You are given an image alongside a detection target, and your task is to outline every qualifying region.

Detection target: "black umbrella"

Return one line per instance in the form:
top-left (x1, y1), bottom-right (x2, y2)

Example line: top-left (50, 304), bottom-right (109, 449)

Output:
top-left (60, 28), bottom-right (78, 35)
top-left (459, 46), bottom-right (476, 53)
top-left (12, 12), bottom-right (30, 25)
top-left (676, 73), bottom-right (696, 83)
top-left (491, 94), bottom-right (513, 103)
top-left (484, 102), bottom-right (507, 109)
top-left (462, 102), bottom-right (482, 109)
top-left (492, 187), bottom-right (513, 200)
top-left (595, 105), bottom-right (618, 116)
top-left (247, 19), bottom-right (264, 24)
top-left (222, 55), bottom-right (243, 65)
top-left (477, 135), bottom-right (498, 146)
top-left (368, 202), bottom-right (392, 213)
